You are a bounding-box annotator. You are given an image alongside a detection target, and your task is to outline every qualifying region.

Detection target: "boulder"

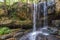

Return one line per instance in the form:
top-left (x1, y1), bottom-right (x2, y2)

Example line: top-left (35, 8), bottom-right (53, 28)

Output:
top-left (0, 17), bottom-right (13, 25)
top-left (0, 29), bottom-right (24, 40)
top-left (6, 38), bottom-right (16, 40)
top-left (55, 0), bottom-right (60, 13)
top-left (14, 19), bottom-right (32, 25)
top-left (0, 9), bottom-right (5, 16)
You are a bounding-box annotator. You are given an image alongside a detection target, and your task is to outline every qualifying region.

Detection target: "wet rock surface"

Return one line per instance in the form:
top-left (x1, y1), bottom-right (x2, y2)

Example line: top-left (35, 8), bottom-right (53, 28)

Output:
top-left (0, 29), bottom-right (27, 40)
top-left (18, 33), bottom-right (60, 40)
top-left (0, 27), bottom-right (59, 40)
top-left (56, 0), bottom-right (60, 13)
top-left (6, 38), bottom-right (16, 40)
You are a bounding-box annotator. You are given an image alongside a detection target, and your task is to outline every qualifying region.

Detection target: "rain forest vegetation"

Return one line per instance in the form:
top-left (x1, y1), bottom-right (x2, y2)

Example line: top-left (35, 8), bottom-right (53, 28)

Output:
top-left (0, 0), bottom-right (60, 35)
top-left (0, 0), bottom-right (33, 29)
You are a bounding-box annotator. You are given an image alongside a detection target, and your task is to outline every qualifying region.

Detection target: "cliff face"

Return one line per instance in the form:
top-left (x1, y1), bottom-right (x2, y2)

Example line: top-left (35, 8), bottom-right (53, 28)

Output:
top-left (55, 0), bottom-right (60, 13)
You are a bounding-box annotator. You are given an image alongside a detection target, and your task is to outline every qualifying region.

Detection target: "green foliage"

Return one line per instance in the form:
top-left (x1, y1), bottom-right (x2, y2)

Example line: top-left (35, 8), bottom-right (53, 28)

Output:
top-left (8, 2), bottom-right (31, 20)
top-left (0, 27), bottom-right (11, 35)
top-left (20, 0), bottom-right (27, 3)
top-left (0, 1), bottom-right (32, 21)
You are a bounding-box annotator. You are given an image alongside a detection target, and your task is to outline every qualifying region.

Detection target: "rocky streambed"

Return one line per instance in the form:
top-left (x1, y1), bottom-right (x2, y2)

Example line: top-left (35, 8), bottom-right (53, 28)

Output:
top-left (0, 27), bottom-right (60, 40)
top-left (0, 28), bottom-right (31, 40)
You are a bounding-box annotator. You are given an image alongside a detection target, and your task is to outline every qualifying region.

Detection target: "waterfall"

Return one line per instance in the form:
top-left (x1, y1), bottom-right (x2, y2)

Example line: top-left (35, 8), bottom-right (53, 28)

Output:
top-left (33, 0), bottom-right (37, 32)
top-left (43, 1), bottom-right (48, 27)
top-left (30, 1), bottom-right (38, 40)
top-left (20, 0), bottom-right (56, 40)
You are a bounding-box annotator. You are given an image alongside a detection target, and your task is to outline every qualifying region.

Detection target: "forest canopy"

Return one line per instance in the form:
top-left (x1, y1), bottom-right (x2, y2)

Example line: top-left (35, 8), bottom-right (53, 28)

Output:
top-left (0, 0), bottom-right (39, 5)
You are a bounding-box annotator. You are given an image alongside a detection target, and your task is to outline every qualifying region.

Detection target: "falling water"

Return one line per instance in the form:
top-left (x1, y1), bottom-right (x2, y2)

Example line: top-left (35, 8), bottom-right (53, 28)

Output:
top-left (33, 0), bottom-right (37, 32)
top-left (43, 1), bottom-right (48, 27)
top-left (43, 0), bottom-right (55, 27)
top-left (29, 1), bottom-right (38, 40)
top-left (19, 0), bottom-right (57, 40)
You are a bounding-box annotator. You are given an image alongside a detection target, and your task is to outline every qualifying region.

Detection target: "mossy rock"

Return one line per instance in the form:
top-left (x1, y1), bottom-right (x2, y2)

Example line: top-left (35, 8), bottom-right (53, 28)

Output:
top-left (0, 9), bottom-right (5, 16)
top-left (14, 19), bottom-right (32, 25)
top-left (56, 0), bottom-right (60, 13)
top-left (0, 17), bottom-right (13, 25)
top-left (0, 27), bottom-right (11, 35)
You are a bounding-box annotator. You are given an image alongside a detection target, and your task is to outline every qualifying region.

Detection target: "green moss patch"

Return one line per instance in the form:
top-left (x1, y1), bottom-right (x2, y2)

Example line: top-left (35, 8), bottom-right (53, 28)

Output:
top-left (0, 27), bottom-right (11, 35)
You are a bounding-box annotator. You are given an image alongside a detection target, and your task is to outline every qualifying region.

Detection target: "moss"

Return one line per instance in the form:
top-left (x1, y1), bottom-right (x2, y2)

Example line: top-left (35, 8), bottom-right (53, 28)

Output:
top-left (0, 27), bottom-right (11, 35)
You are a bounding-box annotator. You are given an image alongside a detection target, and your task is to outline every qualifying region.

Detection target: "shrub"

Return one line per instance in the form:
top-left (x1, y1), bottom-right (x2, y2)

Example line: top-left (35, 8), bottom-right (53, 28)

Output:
top-left (0, 27), bottom-right (11, 35)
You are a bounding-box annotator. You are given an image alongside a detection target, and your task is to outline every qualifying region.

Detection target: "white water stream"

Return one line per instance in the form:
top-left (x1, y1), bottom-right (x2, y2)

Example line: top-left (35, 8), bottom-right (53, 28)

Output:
top-left (20, 0), bottom-right (56, 40)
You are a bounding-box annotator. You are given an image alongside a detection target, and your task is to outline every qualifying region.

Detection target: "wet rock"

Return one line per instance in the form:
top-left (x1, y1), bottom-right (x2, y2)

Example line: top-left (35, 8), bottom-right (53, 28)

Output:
top-left (55, 0), bottom-right (60, 13)
top-left (58, 30), bottom-right (60, 35)
top-left (0, 9), bottom-right (5, 16)
top-left (10, 29), bottom-right (25, 37)
top-left (14, 32), bottom-right (24, 39)
top-left (0, 34), bottom-right (12, 40)
top-left (52, 20), bottom-right (60, 27)
top-left (6, 38), bottom-right (16, 40)
top-left (0, 17), bottom-right (32, 28)
top-left (0, 29), bottom-right (24, 40)
top-left (0, 17), bottom-right (13, 25)
top-left (56, 35), bottom-right (60, 39)
top-left (13, 19), bottom-right (32, 28)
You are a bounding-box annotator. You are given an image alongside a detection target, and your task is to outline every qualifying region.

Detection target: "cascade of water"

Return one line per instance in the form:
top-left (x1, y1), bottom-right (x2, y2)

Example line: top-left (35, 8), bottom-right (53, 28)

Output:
top-left (47, 0), bottom-right (55, 6)
top-left (43, 0), bottom-right (55, 28)
top-left (33, 0), bottom-right (37, 32)
top-left (43, 0), bottom-right (48, 27)
top-left (29, 0), bottom-right (38, 40)
top-left (19, 0), bottom-right (56, 40)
